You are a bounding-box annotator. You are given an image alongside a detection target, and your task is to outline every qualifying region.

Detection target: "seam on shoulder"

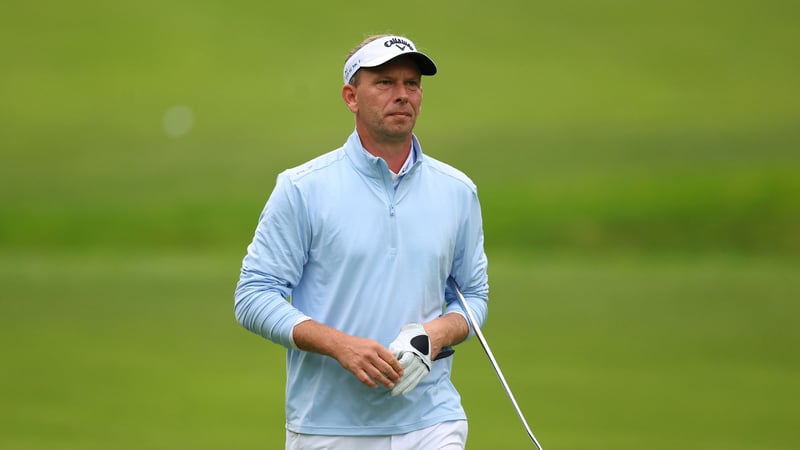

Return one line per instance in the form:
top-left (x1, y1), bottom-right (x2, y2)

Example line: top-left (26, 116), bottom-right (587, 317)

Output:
top-left (423, 156), bottom-right (478, 194)
top-left (285, 148), bottom-right (346, 182)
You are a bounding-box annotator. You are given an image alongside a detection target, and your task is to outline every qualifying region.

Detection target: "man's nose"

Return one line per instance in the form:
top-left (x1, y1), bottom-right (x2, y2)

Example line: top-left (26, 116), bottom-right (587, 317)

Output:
top-left (394, 84), bottom-right (409, 103)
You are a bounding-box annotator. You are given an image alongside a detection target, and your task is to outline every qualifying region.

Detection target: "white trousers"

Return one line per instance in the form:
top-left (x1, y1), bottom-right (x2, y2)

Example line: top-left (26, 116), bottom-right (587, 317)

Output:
top-left (285, 420), bottom-right (468, 450)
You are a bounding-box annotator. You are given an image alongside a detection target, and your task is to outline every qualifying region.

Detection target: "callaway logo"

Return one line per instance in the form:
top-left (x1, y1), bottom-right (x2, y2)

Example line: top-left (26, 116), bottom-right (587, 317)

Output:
top-left (384, 37), bottom-right (414, 51)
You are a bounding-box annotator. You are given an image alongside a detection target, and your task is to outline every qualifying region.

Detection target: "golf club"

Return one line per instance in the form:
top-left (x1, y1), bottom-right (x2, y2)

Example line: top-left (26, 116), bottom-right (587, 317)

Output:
top-left (449, 277), bottom-right (544, 450)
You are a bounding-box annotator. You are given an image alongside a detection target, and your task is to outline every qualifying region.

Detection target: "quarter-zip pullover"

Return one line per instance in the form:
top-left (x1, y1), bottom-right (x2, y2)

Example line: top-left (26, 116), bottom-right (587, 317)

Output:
top-left (235, 130), bottom-right (489, 435)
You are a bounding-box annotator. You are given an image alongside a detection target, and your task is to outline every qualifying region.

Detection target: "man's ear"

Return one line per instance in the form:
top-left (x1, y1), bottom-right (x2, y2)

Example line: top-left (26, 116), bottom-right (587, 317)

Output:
top-left (342, 84), bottom-right (358, 114)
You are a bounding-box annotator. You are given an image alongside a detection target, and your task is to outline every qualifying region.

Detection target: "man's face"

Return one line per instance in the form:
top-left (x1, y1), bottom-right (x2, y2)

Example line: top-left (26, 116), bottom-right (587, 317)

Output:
top-left (346, 56), bottom-right (423, 144)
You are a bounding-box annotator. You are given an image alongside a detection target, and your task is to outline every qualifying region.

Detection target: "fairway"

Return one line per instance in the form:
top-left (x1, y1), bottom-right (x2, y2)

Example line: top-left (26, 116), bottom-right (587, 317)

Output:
top-left (1, 252), bottom-right (798, 449)
top-left (2, 0), bottom-right (799, 448)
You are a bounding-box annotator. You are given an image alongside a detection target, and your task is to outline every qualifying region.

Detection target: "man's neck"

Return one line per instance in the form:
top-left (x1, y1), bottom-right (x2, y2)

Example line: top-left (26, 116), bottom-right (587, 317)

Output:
top-left (357, 129), bottom-right (413, 174)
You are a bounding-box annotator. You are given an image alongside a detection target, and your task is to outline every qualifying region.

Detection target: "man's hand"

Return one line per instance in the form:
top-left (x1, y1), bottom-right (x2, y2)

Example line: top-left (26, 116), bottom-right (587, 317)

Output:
top-left (292, 321), bottom-right (403, 389)
top-left (333, 335), bottom-right (405, 389)
top-left (389, 323), bottom-right (432, 396)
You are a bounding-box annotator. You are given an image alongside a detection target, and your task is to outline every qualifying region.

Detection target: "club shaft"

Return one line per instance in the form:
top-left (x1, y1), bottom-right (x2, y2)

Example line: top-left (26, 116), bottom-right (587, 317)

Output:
top-left (450, 279), bottom-right (544, 450)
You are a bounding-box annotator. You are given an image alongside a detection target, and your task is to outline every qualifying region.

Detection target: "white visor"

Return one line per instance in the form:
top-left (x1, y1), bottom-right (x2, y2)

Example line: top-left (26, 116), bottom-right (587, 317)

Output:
top-left (343, 36), bottom-right (437, 84)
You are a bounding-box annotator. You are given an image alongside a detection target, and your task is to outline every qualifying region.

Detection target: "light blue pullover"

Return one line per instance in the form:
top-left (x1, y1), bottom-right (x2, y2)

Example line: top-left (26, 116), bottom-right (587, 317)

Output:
top-left (235, 130), bottom-right (489, 436)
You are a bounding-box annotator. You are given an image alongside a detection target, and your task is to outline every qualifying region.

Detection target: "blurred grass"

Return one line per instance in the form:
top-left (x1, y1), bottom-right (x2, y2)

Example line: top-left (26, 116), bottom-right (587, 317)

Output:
top-left (1, 251), bottom-right (797, 449)
top-left (459, 253), bottom-right (799, 449)
top-left (2, 0), bottom-right (799, 255)
top-left (1, 0), bottom-right (799, 448)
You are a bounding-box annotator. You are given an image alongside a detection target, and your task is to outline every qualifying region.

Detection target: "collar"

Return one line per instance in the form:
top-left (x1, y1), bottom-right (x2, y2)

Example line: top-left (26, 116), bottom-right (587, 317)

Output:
top-left (344, 130), bottom-right (423, 181)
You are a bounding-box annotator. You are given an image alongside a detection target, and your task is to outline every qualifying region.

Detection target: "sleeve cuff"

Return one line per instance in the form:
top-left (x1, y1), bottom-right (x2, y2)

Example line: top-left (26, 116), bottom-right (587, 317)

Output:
top-left (288, 315), bottom-right (313, 349)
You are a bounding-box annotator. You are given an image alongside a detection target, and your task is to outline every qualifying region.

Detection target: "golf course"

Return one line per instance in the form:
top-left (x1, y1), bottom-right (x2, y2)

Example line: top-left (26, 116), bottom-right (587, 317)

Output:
top-left (2, 1), bottom-right (798, 449)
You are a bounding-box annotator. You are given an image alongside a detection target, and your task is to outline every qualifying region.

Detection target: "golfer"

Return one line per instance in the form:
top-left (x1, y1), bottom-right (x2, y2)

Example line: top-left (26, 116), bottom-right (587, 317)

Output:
top-left (234, 34), bottom-right (489, 450)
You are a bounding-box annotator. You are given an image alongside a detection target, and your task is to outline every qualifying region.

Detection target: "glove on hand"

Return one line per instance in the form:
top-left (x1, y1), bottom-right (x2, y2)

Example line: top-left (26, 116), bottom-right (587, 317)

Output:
top-left (389, 323), bottom-right (432, 396)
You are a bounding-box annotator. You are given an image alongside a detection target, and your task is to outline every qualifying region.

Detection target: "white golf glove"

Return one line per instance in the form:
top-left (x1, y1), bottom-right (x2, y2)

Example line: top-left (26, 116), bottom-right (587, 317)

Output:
top-left (389, 323), bottom-right (432, 396)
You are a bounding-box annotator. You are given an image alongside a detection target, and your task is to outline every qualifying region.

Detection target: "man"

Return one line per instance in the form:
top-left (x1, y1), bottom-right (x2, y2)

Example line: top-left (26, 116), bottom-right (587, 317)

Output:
top-left (235, 34), bottom-right (489, 450)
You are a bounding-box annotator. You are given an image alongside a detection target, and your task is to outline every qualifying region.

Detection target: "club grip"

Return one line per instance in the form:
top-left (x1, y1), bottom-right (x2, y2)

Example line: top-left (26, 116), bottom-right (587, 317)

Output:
top-left (434, 345), bottom-right (455, 360)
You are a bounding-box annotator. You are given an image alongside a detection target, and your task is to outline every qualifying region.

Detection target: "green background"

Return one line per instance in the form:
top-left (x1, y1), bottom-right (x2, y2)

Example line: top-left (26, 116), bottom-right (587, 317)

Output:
top-left (2, 1), bottom-right (798, 449)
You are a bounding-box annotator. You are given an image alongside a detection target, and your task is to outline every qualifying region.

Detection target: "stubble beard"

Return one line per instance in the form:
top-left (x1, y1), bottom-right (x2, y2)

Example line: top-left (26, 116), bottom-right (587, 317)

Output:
top-left (376, 114), bottom-right (416, 144)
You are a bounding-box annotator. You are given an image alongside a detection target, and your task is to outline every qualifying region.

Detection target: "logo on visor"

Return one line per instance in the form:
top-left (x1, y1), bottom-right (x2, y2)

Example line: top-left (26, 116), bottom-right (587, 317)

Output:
top-left (384, 37), bottom-right (414, 51)
top-left (344, 59), bottom-right (361, 83)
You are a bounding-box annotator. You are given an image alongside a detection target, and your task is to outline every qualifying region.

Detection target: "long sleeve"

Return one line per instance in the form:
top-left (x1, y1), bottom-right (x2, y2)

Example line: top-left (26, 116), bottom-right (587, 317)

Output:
top-left (444, 186), bottom-right (489, 336)
top-left (234, 173), bottom-right (311, 349)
